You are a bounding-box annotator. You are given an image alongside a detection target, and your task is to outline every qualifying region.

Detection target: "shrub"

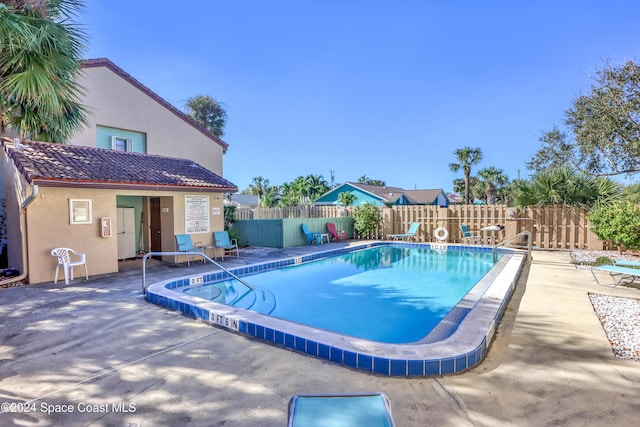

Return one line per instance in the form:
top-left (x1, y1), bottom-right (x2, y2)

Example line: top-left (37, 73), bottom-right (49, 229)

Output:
top-left (588, 201), bottom-right (640, 253)
top-left (595, 256), bottom-right (613, 265)
top-left (352, 203), bottom-right (382, 238)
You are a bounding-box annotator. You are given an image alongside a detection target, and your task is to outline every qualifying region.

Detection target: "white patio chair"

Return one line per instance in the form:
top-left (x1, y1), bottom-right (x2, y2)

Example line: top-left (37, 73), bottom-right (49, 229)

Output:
top-left (50, 247), bottom-right (88, 285)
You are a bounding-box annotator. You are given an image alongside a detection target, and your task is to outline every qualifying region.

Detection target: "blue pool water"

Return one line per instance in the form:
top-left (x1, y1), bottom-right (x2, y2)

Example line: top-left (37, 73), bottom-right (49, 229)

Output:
top-left (185, 246), bottom-right (499, 344)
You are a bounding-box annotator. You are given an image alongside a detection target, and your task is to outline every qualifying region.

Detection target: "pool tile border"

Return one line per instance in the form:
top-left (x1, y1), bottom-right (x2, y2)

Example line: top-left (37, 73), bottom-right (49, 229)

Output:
top-left (146, 242), bottom-right (526, 377)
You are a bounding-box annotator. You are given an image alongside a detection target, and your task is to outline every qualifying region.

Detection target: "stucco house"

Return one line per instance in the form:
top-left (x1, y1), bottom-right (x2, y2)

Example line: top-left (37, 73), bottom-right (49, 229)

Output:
top-left (315, 182), bottom-right (450, 207)
top-left (1, 139), bottom-right (237, 284)
top-left (0, 58), bottom-right (237, 284)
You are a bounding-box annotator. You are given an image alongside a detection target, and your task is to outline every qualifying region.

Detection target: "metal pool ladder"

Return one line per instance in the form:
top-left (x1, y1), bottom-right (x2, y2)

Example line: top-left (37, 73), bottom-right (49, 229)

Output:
top-left (141, 251), bottom-right (255, 295)
top-left (492, 231), bottom-right (532, 262)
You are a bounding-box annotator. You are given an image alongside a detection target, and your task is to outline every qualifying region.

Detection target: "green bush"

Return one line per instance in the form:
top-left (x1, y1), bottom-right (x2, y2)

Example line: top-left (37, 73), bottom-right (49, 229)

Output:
top-left (595, 256), bottom-right (613, 265)
top-left (352, 203), bottom-right (382, 238)
top-left (589, 201), bottom-right (640, 252)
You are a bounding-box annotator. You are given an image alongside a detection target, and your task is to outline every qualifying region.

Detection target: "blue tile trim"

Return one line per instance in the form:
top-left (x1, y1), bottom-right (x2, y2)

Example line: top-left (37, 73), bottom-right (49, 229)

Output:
top-left (358, 354), bottom-right (373, 372)
top-left (373, 357), bottom-right (390, 376)
top-left (343, 351), bottom-right (357, 368)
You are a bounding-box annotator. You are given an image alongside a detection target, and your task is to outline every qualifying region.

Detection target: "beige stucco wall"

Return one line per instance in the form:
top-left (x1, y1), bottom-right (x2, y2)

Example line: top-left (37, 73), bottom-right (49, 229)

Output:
top-left (26, 187), bottom-right (226, 284)
top-left (68, 66), bottom-right (225, 175)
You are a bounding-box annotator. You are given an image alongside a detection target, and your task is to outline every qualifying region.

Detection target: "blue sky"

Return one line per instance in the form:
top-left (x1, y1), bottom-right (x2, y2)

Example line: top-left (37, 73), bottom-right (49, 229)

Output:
top-left (81, 1), bottom-right (640, 193)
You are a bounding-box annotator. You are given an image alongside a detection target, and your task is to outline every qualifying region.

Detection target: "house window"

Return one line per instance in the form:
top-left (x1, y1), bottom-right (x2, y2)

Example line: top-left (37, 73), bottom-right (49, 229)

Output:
top-left (111, 136), bottom-right (132, 151)
top-left (69, 199), bottom-right (92, 224)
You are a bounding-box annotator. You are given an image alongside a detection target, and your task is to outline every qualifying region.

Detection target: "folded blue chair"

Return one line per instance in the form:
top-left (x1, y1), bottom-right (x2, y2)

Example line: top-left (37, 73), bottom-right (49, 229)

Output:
top-left (288, 392), bottom-right (395, 427)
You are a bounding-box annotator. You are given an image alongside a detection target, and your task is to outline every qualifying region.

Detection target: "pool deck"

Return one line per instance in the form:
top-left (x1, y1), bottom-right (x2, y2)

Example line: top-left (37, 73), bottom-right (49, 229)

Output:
top-left (1, 242), bottom-right (639, 426)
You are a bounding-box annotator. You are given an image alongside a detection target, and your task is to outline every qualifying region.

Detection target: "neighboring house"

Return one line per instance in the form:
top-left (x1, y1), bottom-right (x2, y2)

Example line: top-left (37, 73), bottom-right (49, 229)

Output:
top-left (315, 182), bottom-right (449, 207)
top-left (70, 58), bottom-right (228, 176)
top-left (1, 139), bottom-right (237, 284)
top-left (224, 194), bottom-right (260, 208)
top-left (447, 193), bottom-right (463, 204)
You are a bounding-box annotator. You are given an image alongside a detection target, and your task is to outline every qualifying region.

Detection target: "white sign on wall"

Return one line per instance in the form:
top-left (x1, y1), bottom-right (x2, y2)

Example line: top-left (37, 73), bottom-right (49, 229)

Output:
top-left (185, 195), bottom-right (210, 233)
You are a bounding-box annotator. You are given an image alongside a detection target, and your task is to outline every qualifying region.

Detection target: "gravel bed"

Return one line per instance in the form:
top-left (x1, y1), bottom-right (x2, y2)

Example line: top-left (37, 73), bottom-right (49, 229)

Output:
top-left (589, 294), bottom-right (640, 361)
top-left (571, 249), bottom-right (640, 269)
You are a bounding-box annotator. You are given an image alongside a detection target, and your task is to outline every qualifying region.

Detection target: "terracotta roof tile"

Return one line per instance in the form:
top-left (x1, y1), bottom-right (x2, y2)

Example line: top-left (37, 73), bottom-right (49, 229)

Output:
top-left (2, 139), bottom-right (237, 192)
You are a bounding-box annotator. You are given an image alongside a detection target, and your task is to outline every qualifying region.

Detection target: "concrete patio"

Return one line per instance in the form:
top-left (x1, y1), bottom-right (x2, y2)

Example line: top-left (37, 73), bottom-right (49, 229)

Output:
top-left (1, 243), bottom-right (639, 426)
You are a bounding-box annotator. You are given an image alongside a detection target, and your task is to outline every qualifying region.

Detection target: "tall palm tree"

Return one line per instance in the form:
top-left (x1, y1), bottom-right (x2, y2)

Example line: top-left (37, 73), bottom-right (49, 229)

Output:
top-left (449, 147), bottom-right (483, 204)
top-left (248, 176), bottom-right (270, 205)
top-left (476, 167), bottom-right (509, 204)
top-left (0, 0), bottom-right (87, 142)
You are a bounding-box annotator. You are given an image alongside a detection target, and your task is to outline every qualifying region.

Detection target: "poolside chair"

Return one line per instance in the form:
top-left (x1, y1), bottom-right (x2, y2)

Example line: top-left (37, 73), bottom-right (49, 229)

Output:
top-left (287, 392), bottom-right (395, 427)
top-left (175, 234), bottom-right (205, 266)
top-left (591, 265), bottom-right (640, 287)
top-left (614, 259), bottom-right (640, 269)
top-left (387, 222), bottom-right (420, 241)
top-left (213, 231), bottom-right (239, 260)
top-left (50, 247), bottom-right (88, 285)
top-left (460, 224), bottom-right (482, 245)
top-left (326, 222), bottom-right (346, 241)
top-left (301, 223), bottom-right (322, 245)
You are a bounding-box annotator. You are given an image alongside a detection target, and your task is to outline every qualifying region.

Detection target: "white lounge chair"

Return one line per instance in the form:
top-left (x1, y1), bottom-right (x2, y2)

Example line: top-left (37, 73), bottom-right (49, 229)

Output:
top-left (51, 247), bottom-right (88, 285)
top-left (591, 265), bottom-right (640, 287)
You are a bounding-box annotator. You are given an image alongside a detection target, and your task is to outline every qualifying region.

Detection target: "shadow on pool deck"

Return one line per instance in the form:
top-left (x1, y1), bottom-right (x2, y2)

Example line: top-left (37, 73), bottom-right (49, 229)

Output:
top-left (1, 243), bottom-right (639, 426)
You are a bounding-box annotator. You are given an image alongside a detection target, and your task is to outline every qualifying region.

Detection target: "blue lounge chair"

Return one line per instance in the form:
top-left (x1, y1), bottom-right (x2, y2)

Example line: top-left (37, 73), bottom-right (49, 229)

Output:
top-left (460, 224), bottom-right (482, 244)
top-left (388, 222), bottom-right (420, 241)
top-left (175, 234), bottom-right (205, 266)
top-left (614, 259), bottom-right (640, 269)
top-left (301, 224), bottom-right (322, 245)
top-left (213, 231), bottom-right (239, 260)
top-left (287, 393), bottom-right (395, 427)
top-left (591, 265), bottom-right (640, 287)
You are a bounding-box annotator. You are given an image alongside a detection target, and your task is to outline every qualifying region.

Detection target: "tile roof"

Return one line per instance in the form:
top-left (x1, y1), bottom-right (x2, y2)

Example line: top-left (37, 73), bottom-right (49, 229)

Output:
top-left (1, 138), bottom-right (237, 192)
top-left (81, 58), bottom-right (229, 153)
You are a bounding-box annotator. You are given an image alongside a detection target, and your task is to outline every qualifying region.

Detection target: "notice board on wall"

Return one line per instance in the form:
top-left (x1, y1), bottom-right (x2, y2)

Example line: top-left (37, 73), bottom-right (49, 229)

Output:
top-left (185, 195), bottom-right (210, 233)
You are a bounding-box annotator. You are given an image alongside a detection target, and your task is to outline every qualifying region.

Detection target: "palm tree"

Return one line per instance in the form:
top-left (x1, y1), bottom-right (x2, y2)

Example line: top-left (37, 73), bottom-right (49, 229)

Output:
top-left (337, 191), bottom-right (356, 207)
top-left (305, 174), bottom-right (329, 203)
top-left (513, 166), bottom-right (622, 208)
top-left (449, 147), bottom-right (483, 204)
top-left (0, 0), bottom-right (88, 142)
top-left (184, 95), bottom-right (227, 137)
top-left (476, 167), bottom-right (509, 204)
top-left (248, 176), bottom-right (270, 205)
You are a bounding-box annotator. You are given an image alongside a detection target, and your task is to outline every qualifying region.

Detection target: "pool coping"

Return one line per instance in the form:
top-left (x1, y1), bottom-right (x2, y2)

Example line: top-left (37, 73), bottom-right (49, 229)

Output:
top-left (146, 242), bottom-right (527, 377)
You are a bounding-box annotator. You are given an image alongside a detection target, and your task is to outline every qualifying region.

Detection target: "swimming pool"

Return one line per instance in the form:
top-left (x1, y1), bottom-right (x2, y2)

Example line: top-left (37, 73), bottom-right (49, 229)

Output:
top-left (184, 246), bottom-right (500, 344)
top-left (146, 242), bottom-right (526, 377)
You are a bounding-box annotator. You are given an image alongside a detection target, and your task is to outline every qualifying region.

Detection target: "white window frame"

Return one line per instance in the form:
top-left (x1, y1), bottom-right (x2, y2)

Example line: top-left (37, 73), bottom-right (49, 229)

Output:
top-left (111, 136), bottom-right (132, 152)
top-left (69, 199), bottom-right (92, 224)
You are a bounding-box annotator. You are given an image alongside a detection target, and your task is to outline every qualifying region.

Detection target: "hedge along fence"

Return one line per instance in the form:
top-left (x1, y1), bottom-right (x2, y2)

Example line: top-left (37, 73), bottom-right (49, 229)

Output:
top-left (235, 205), bottom-right (604, 249)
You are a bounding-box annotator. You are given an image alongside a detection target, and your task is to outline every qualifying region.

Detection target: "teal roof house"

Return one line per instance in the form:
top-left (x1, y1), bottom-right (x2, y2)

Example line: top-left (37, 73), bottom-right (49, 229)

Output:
top-left (315, 182), bottom-right (449, 207)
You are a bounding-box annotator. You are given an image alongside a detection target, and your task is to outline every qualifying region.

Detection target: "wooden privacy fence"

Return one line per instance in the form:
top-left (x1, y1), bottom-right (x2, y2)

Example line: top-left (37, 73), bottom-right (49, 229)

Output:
top-left (235, 205), bottom-right (604, 250)
top-left (235, 206), bottom-right (343, 220)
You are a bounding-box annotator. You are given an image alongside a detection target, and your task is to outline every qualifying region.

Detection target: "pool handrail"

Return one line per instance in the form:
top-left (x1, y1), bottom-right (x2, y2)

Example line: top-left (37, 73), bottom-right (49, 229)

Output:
top-left (492, 231), bottom-right (532, 262)
top-left (141, 251), bottom-right (255, 295)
